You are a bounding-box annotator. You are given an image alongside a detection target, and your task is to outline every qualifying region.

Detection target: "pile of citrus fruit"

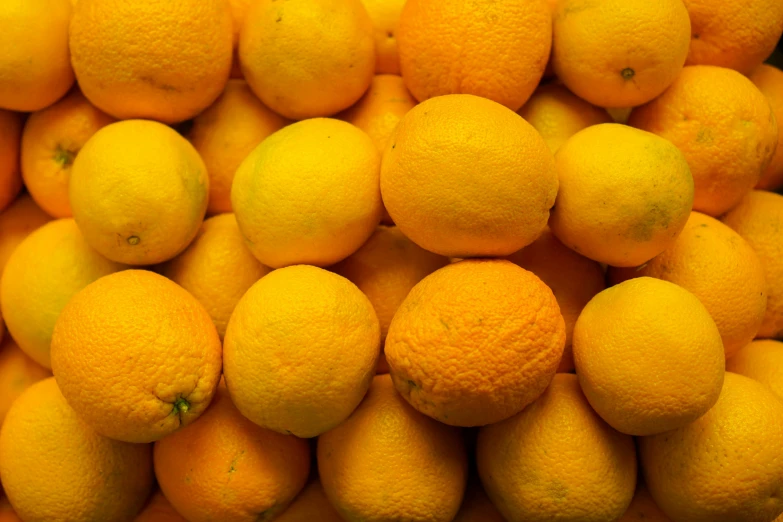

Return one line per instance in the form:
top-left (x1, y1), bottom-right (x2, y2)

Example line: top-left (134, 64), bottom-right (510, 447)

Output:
top-left (1, 0), bottom-right (783, 521)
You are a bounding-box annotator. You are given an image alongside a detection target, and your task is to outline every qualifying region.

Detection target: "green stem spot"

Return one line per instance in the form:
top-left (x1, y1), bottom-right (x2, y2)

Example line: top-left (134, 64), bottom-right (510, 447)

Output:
top-left (173, 397), bottom-right (190, 415)
top-left (53, 145), bottom-right (76, 168)
top-left (621, 68), bottom-right (635, 80)
top-left (127, 236), bottom-right (140, 245)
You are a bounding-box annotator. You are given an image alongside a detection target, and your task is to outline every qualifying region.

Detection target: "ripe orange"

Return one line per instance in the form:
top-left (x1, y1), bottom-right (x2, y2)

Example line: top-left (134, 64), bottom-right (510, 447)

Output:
top-left (452, 480), bottom-right (506, 522)
top-left (318, 374), bottom-right (468, 522)
top-left (70, 0), bottom-right (233, 123)
top-left (552, 0), bottom-right (690, 108)
top-left (0, 111), bottom-right (22, 215)
top-left (550, 123), bottom-right (694, 267)
top-left (0, 378), bottom-right (153, 521)
top-left (50, 270), bottom-right (223, 443)
top-left (133, 491), bottom-right (187, 522)
top-left (682, 0), bottom-right (783, 75)
top-left (640, 373), bottom-right (783, 522)
top-left (232, 118), bottom-right (382, 268)
top-left (161, 213), bottom-right (271, 340)
top-left (478, 374), bottom-right (637, 522)
top-left (749, 64), bottom-right (783, 191)
top-left (0, 337), bottom-right (50, 426)
top-left (275, 480), bottom-right (344, 522)
top-left (188, 79), bottom-right (289, 215)
top-left (239, 0), bottom-right (375, 120)
top-left (224, 265), bottom-right (380, 438)
top-left (362, 0), bottom-right (405, 74)
top-left (506, 226), bottom-right (605, 373)
top-left (386, 259), bottom-right (565, 427)
top-left (619, 482), bottom-right (673, 522)
top-left (154, 383), bottom-right (311, 522)
top-left (574, 277), bottom-right (725, 435)
top-left (0, 0), bottom-right (74, 112)
top-left (21, 89), bottom-right (115, 218)
top-left (517, 83), bottom-right (611, 153)
top-left (0, 497), bottom-right (21, 522)
top-left (629, 65), bottom-right (778, 216)
top-left (228, 0), bottom-right (250, 79)
top-left (70, 120), bottom-right (209, 265)
top-left (397, 0), bottom-right (551, 111)
top-left (721, 191), bottom-right (783, 339)
top-left (381, 94), bottom-right (557, 258)
top-left (727, 340), bottom-right (783, 401)
top-left (608, 212), bottom-right (768, 358)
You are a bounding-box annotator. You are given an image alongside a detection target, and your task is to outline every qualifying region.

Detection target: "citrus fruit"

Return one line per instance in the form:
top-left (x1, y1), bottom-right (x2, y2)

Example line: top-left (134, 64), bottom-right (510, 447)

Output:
top-left (726, 340), bottom-right (783, 401)
top-left (133, 491), bottom-right (187, 522)
top-left (275, 480), bottom-right (344, 522)
top-left (0, 497), bottom-right (21, 522)
top-left (749, 64), bottom-right (783, 191)
top-left (619, 482), bottom-right (673, 522)
top-left (0, 110), bottom-right (23, 215)
top-left (0, 337), bottom-right (50, 426)
top-left (0, 195), bottom-right (51, 275)
top-left (453, 480), bottom-right (506, 522)
top-left (361, 0), bottom-right (405, 74)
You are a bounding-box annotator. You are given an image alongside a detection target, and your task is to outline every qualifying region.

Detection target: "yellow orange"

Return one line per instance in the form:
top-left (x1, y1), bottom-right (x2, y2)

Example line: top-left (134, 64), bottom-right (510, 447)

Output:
top-left (0, 337), bottom-right (50, 426)
top-left (362, 0), bottom-right (405, 74)
top-left (749, 64), bottom-right (783, 191)
top-left (726, 340), bottom-right (783, 401)
top-left (0, 111), bottom-right (22, 214)
top-left (619, 483), bottom-right (673, 522)
top-left (0, 195), bottom-right (51, 275)
top-left (275, 480), bottom-right (344, 522)
top-left (133, 491), bottom-right (187, 522)
top-left (453, 481), bottom-right (506, 522)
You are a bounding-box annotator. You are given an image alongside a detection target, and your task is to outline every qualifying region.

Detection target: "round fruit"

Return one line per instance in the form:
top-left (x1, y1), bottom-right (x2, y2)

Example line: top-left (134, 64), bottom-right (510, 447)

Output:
top-left (0, 111), bottom-right (23, 214)
top-left (133, 491), bottom-right (187, 522)
top-left (154, 384), bottom-right (311, 522)
top-left (749, 64), bottom-right (783, 191)
top-left (239, 0), bottom-right (375, 120)
top-left (361, 0), bottom-right (405, 74)
top-left (70, 120), bottom-right (209, 265)
top-left (232, 118), bottom-right (382, 268)
top-left (397, 0), bottom-right (551, 111)
top-left (453, 481), bottom-right (506, 522)
top-left (640, 372), bottom-right (783, 522)
top-left (573, 277), bottom-right (725, 435)
top-left (386, 259), bottom-right (565, 427)
top-left (629, 65), bottom-right (778, 216)
top-left (0, 337), bottom-right (50, 426)
top-left (550, 123), bottom-right (694, 267)
top-left (619, 483), bottom-right (673, 522)
top-left (0, 497), bottom-right (21, 522)
top-left (726, 340), bottom-right (783, 401)
top-left (276, 480), bottom-right (344, 522)
top-left (318, 374), bottom-right (468, 522)
top-left (0, 378), bottom-right (153, 522)
top-left (552, 0), bottom-right (690, 108)
top-left (224, 265), bottom-right (380, 438)
top-left (50, 270), bottom-right (222, 443)
top-left (381, 94), bottom-right (557, 257)
top-left (70, 0), bottom-right (233, 123)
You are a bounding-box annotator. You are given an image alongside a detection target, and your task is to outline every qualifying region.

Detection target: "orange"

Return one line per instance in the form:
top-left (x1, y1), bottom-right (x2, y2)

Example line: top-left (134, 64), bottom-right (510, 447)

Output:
top-left (318, 374), bottom-right (468, 522)
top-left (1, 219), bottom-right (127, 368)
top-left (154, 383), bottom-right (311, 522)
top-left (552, 0), bottom-right (690, 108)
top-left (619, 482), bottom-right (673, 522)
top-left (640, 373), bottom-right (783, 522)
top-left (517, 83), bottom-right (612, 153)
top-left (452, 480), bottom-right (506, 522)
top-left (50, 270), bottom-right (222, 443)
top-left (609, 212), bottom-right (768, 358)
top-left (0, 378), bottom-right (153, 521)
top-left (750, 64), bottom-right (783, 191)
top-left (160, 213), bottom-right (271, 340)
top-left (21, 89), bottom-right (115, 218)
top-left (381, 94), bottom-right (557, 258)
top-left (574, 277), bottom-right (725, 435)
top-left (224, 265), bottom-right (380, 438)
top-left (70, 120), bottom-right (209, 265)
top-left (275, 480), bottom-right (344, 522)
top-left (227, 0), bottom-right (249, 78)
top-left (550, 123), bottom-right (694, 267)
top-left (726, 340), bottom-right (783, 401)
top-left (70, 0), bottom-right (233, 123)
top-left (0, 195), bottom-right (51, 275)
top-left (232, 118), bottom-right (382, 268)
top-left (0, 337), bottom-right (50, 426)
top-left (239, 0), bottom-right (375, 120)
top-left (340, 74), bottom-right (417, 153)
top-left (188, 79), bottom-right (289, 215)
top-left (331, 225), bottom-right (448, 373)
top-left (386, 259), bottom-right (565, 427)
top-left (682, 0), bottom-right (783, 75)
top-left (0, 497), bottom-right (21, 522)
top-left (361, 0), bottom-right (405, 74)
top-left (397, 0), bottom-right (551, 111)
top-left (0, 111), bottom-right (23, 214)
top-left (478, 374), bottom-right (637, 522)
top-left (134, 491), bottom-right (187, 522)
top-left (505, 226), bottom-right (605, 373)
top-left (721, 191), bottom-right (783, 338)
top-left (0, 0), bottom-right (74, 111)
top-left (629, 65), bottom-right (778, 216)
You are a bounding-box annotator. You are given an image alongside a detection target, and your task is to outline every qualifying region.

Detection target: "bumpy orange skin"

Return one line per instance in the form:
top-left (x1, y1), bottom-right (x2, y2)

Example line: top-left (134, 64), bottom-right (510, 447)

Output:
top-left (0, 337), bottom-right (50, 426)
top-left (381, 94), bottom-right (558, 258)
top-left (70, 0), bottom-right (233, 123)
top-left (133, 491), bottom-right (187, 522)
top-left (154, 384), bottom-right (311, 522)
top-left (750, 65), bottom-right (783, 191)
top-left (361, 0), bottom-right (405, 74)
top-left (609, 212), bottom-right (768, 358)
top-left (640, 373), bottom-right (783, 522)
top-left (629, 66), bottom-right (778, 217)
top-left (0, 0), bottom-right (74, 112)
top-left (619, 483), bottom-right (673, 522)
top-left (397, 0), bottom-right (551, 111)
top-left (478, 374), bottom-right (637, 522)
top-left (224, 265), bottom-right (380, 438)
top-left (318, 374), bottom-right (468, 522)
top-left (721, 191), bottom-right (783, 339)
top-left (553, 0), bottom-right (691, 108)
top-left (727, 340), bottom-right (783, 402)
top-left (550, 123), bottom-right (694, 267)
top-left (275, 480), bottom-right (344, 522)
top-left (240, 0), bottom-right (375, 120)
top-left (386, 259), bottom-right (566, 427)
top-left (452, 481), bottom-right (506, 522)
top-left (0, 111), bottom-right (23, 214)
top-left (574, 277), bottom-right (725, 436)
top-left (0, 378), bottom-right (153, 522)
top-left (682, 0), bottom-right (783, 75)
top-left (51, 270), bottom-right (223, 443)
